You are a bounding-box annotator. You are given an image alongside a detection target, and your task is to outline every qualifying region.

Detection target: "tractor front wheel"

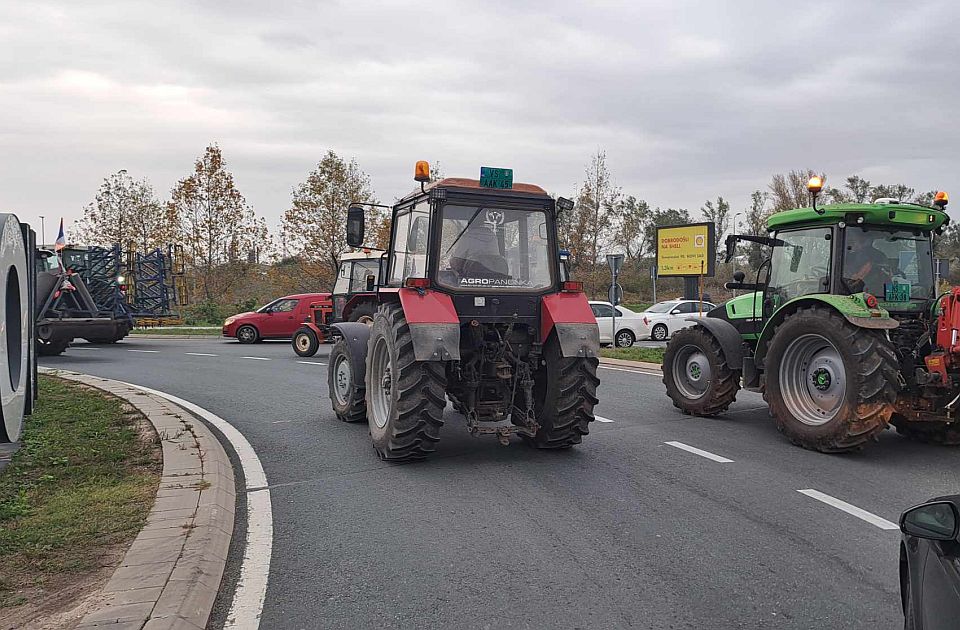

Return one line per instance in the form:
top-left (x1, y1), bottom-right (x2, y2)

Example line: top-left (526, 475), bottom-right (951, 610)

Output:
top-left (663, 326), bottom-right (740, 416)
top-left (328, 338), bottom-right (366, 422)
top-left (526, 334), bottom-right (599, 449)
top-left (365, 304), bottom-right (446, 461)
top-left (347, 302), bottom-right (377, 325)
top-left (36, 338), bottom-right (70, 356)
top-left (766, 306), bottom-right (898, 453)
top-left (292, 327), bottom-right (320, 357)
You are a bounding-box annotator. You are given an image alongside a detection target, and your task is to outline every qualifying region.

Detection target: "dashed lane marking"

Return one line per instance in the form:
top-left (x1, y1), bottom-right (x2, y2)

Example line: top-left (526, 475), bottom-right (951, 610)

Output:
top-left (71, 347), bottom-right (100, 350)
top-left (595, 415), bottom-right (615, 423)
top-left (241, 356), bottom-right (271, 361)
top-left (185, 352), bottom-right (218, 357)
top-left (665, 441), bottom-right (735, 463)
top-left (127, 349), bottom-right (159, 353)
top-left (798, 489), bottom-right (899, 531)
top-left (296, 361), bottom-right (326, 365)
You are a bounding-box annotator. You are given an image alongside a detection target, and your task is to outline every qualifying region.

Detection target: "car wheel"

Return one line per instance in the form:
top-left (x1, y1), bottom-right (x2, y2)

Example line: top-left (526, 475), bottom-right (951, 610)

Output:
top-left (237, 325), bottom-right (259, 344)
top-left (615, 329), bottom-right (635, 348)
top-left (652, 324), bottom-right (668, 341)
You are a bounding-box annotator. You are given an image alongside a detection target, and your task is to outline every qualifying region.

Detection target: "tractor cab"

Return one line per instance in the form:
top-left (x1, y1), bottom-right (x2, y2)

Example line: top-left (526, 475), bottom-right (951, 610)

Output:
top-left (331, 248), bottom-right (381, 324)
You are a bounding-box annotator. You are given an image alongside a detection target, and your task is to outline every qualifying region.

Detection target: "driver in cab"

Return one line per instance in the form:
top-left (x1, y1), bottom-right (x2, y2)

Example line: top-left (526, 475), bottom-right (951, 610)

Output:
top-left (843, 234), bottom-right (891, 293)
top-left (445, 222), bottom-right (509, 284)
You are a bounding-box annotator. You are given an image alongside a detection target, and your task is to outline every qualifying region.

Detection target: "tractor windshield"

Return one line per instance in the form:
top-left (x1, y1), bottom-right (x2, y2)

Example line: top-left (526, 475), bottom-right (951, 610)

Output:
top-left (841, 227), bottom-right (934, 301)
top-left (436, 205), bottom-right (553, 291)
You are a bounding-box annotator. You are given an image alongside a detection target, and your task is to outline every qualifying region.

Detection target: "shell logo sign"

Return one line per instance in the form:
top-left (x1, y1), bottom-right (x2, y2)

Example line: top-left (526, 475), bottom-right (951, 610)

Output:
top-left (655, 222), bottom-right (716, 277)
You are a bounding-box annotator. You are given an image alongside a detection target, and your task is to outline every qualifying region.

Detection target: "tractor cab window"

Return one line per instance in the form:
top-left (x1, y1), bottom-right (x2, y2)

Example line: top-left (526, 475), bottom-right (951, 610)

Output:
top-left (767, 227), bottom-right (832, 309)
top-left (349, 260), bottom-right (379, 292)
top-left (436, 205), bottom-right (552, 291)
top-left (333, 265), bottom-right (350, 294)
top-left (841, 228), bottom-right (933, 301)
top-left (389, 205), bottom-right (430, 285)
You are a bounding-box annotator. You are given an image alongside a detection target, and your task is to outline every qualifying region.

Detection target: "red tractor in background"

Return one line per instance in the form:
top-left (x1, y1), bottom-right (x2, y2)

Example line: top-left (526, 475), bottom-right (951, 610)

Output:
top-left (326, 162), bottom-right (600, 461)
top-left (291, 250), bottom-right (381, 357)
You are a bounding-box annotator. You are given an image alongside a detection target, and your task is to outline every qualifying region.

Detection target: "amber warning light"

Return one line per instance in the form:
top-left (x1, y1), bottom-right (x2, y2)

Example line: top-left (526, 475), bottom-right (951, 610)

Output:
top-left (414, 160), bottom-right (431, 182)
top-left (807, 176), bottom-right (823, 193)
top-left (934, 191), bottom-right (949, 209)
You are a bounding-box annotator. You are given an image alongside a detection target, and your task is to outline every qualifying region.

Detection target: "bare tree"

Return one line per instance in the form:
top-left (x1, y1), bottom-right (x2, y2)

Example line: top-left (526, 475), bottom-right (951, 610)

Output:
top-left (700, 196), bottom-right (731, 262)
top-left (575, 149), bottom-right (621, 264)
top-left (769, 169), bottom-right (828, 212)
top-left (75, 170), bottom-right (175, 251)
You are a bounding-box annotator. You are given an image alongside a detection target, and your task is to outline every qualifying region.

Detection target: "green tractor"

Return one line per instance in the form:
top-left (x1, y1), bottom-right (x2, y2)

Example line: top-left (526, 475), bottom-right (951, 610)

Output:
top-left (663, 181), bottom-right (959, 452)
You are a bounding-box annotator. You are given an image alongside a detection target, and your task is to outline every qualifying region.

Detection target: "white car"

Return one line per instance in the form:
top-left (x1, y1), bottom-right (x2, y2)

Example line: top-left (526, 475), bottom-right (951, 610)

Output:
top-left (639, 300), bottom-right (716, 341)
top-left (588, 301), bottom-right (649, 347)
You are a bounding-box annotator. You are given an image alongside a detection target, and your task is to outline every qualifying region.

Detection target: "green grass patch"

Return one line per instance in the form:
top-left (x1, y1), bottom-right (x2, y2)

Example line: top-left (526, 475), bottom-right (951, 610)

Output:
top-left (621, 302), bottom-right (652, 312)
top-left (131, 327), bottom-right (221, 336)
top-left (600, 346), bottom-right (665, 364)
top-left (0, 376), bottom-right (160, 610)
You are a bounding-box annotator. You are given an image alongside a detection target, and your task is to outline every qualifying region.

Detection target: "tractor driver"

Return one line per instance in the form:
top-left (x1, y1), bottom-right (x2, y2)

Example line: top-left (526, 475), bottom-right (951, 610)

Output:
top-left (843, 232), bottom-right (891, 294)
top-left (445, 221), bottom-right (509, 283)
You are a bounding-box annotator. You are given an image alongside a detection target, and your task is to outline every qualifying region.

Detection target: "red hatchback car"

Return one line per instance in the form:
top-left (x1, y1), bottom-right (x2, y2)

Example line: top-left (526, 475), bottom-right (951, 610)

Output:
top-left (222, 293), bottom-right (331, 343)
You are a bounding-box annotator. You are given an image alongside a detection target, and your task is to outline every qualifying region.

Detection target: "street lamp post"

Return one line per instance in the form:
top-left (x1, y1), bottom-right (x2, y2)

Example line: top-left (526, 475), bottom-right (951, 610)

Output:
top-left (731, 212), bottom-right (742, 296)
top-left (39, 215), bottom-right (45, 246)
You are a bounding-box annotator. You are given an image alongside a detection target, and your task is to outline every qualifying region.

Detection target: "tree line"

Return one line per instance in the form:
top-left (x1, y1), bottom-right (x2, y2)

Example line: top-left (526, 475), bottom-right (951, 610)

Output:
top-left (75, 145), bottom-right (958, 319)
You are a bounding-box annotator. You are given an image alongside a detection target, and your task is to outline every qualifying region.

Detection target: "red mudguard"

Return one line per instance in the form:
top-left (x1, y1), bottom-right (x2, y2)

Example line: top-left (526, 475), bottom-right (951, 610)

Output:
top-left (397, 288), bottom-right (459, 323)
top-left (541, 292), bottom-right (600, 358)
top-left (397, 288), bottom-right (460, 361)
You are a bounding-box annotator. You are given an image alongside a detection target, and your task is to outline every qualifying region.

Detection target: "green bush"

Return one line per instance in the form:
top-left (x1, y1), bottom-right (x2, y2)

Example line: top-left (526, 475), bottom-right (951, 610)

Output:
top-left (181, 300), bottom-right (227, 325)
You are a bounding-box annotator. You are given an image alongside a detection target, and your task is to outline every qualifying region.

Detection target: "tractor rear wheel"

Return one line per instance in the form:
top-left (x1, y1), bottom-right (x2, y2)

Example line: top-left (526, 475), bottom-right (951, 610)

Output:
top-left (766, 306), bottom-right (898, 453)
top-left (525, 334), bottom-right (599, 449)
top-left (892, 416), bottom-right (960, 446)
top-left (365, 304), bottom-right (446, 461)
top-left (328, 338), bottom-right (366, 422)
top-left (347, 302), bottom-right (377, 325)
top-left (292, 327), bottom-right (320, 357)
top-left (663, 326), bottom-right (740, 416)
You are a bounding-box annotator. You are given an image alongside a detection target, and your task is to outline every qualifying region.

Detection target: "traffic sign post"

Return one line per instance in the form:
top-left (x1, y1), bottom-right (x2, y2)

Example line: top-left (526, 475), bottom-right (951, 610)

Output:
top-left (606, 253), bottom-right (625, 346)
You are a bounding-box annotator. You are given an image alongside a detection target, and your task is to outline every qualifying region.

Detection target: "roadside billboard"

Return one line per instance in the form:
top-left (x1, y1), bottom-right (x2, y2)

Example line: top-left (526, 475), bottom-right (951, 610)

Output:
top-left (655, 222), bottom-right (716, 277)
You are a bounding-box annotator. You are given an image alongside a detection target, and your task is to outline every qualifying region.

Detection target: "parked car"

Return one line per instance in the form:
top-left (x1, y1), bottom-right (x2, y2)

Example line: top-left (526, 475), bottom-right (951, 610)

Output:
top-left (900, 496), bottom-right (960, 629)
top-left (638, 299), bottom-right (716, 341)
top-left (223, 293), bottom-right (332, 343)
top-left (588, 301), bottom-right (648, 347)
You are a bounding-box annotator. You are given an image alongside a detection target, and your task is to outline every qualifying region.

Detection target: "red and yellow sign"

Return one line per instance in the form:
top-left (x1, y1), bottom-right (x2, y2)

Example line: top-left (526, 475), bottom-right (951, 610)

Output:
top-left (656, 223), bottom-right (715, 277)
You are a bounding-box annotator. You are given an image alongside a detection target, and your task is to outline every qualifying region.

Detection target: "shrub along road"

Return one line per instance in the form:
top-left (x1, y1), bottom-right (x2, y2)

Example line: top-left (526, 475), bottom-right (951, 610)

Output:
top-left (39, 337), bottom-right (959, 629)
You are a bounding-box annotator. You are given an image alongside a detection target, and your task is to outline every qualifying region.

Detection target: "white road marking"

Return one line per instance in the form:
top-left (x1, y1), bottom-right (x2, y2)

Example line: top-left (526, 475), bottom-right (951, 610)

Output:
top-left (71, 346), bottom-right (100, 350)
top-left (185, 352), bottom-right (218, 357)
top-left (296, 361), bottom-right (326, 365)
top-left (241, 356), bottom-right (271, 361)
top-left (595, 415), bottom-right (615, 423)
top-left (271, 420), bottom-right (292, 424)
top-left (665, 441), bottom-right (735, 463)
top-left (797, 489), bottom-right (899, 531)
top-left (127, 349), bottom-right (159, 353)
top-left (599, 365), bottom-right (660, 377)
top-left (123, 382), bottom-right (273, 630)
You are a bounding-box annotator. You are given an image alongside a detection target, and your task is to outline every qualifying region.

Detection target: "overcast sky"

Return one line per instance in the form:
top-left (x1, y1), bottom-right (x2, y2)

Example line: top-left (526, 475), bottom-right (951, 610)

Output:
top-left (2, 0), bottom-right (957, 243)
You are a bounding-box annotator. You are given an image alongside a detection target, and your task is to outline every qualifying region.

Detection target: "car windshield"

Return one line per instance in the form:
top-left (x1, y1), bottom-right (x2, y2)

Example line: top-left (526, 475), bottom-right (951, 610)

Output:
top-left (436, 205), bottom-right (553, 291)
top-left (646, 302), bottom-right (679, 313)
top-left (841, 227), bottom-right (934, 301)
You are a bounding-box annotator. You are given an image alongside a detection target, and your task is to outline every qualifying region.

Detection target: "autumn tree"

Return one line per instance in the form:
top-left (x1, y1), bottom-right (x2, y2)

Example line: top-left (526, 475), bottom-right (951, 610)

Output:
top-left (75, 170), bottom-right (175, 250)
top-left (769, 169), bottom-right (829, 212)
top-left (642, 208), bottom-right (693, 258)
top-left (169, 144), bottom-right (266, 299)
top-left (281, 151), bottom-right (380, 284)
top-left (575, 149), bottom-right (621, 264)
top-left (700, 196), bottom-right (731, 262)
top-left (612, 196), bottom-right (650, 262)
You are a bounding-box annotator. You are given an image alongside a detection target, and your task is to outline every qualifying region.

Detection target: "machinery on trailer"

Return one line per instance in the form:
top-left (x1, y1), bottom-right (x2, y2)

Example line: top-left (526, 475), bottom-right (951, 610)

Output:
top-left (291, 250), bottom-right (380, 357)
top-left (326, 162), bottom-right (600, 461)
top-left (663, 179), bottom-right (958, 451)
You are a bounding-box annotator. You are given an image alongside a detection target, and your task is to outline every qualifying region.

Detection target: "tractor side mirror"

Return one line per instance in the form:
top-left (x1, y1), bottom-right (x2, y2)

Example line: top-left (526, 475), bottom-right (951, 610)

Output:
top-left (900, 501), bottom-right (959, 541)
top-left (365, 274), bottom-right (376, 292)
top-left (725, 234), bottom-right (737, 263)
top-left (346, 206), bottom-right (365, 248)
top-left (733, 270), bottom-right (746, 283)
top-left (789, 245), bottom-right (804, 273)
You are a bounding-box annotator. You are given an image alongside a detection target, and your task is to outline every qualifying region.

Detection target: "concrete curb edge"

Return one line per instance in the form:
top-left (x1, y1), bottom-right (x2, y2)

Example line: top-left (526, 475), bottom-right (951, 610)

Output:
top-left (598, 356), bottom-right (663, 372)
top-left (39, 367), bottom-right (235, 630)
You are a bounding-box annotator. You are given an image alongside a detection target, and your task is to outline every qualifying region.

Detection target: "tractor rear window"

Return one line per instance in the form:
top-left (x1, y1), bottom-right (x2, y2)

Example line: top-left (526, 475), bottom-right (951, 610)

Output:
top-left (436, 205), bottom-right (553, 291)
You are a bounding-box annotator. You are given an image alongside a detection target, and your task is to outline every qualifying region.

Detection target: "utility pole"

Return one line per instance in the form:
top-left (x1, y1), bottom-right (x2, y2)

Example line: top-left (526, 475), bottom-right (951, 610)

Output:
top-left (39, 215), bottom-right (45, 246)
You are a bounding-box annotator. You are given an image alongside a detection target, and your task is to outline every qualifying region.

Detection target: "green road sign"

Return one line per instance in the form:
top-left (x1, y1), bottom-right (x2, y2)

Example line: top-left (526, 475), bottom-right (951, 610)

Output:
top-left (480, 167), bottom-right (513, 189)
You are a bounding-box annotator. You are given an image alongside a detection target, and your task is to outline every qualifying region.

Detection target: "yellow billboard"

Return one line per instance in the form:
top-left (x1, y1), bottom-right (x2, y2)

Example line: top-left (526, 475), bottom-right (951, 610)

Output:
top-left (656, 223), bottom-right (716, 277)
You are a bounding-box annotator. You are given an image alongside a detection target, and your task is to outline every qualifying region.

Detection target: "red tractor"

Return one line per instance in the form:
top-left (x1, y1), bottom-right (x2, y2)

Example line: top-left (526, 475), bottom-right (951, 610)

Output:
top-left (327, 162), bottom-right (600, 461)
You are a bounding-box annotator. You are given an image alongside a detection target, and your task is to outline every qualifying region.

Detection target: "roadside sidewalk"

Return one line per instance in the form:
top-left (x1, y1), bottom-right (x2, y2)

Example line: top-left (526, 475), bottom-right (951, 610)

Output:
top-left (39, 368), bottom-right (235, 630)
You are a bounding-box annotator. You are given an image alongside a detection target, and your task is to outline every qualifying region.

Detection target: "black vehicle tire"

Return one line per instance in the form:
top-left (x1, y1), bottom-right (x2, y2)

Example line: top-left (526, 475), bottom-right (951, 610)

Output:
top-left (346, 301), bottom-right (377, 324)
top-left (365, 304), bottom-right (446, 461)
top-left (651, 324), bottom-right (669, 341)
top-left (328, 338), bottom-right (366, 423)
top-left (615, 329), bottom-right (635, 348)
top-left (37, 338), bottom-right (70, 356)
top-left (292, 327), bottom-right (320, 357)
top-left (236, 325), bottom-right (259, 344)
top-left (663, 326), bottom-right (740, 416)
top-left (766, 306), bottom-right (898, 453)
top-left (892, 415), bottom-right (960, 446)
top-left (525, 333), bottom-right (599, 449)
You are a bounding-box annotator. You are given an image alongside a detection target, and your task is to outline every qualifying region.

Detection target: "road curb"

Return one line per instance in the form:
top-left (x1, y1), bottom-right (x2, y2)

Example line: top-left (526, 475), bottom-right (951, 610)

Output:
top-left (598, 356), bottom-right (663, 372)
top-left (39, 367), bottom-right (234, 630)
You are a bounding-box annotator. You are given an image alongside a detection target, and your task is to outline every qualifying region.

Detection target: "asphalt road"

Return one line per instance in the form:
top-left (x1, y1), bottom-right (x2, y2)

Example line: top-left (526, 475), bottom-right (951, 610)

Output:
top-left (40, 337), bottom-right (960, 629)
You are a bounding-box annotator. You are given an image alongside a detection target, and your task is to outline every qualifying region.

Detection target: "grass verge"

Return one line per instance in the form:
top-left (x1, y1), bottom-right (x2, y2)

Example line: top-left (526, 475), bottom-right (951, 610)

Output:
top-left (599, 346), bottom-right (665, 364)
top-left (131, 327), bottom-right (221, 336)
top-left (0, 376), bottom-right (160, 615)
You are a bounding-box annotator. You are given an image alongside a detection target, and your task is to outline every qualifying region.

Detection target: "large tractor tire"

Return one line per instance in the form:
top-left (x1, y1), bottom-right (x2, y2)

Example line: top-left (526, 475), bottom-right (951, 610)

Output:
top-left (365, 304), bottom-right (446, 461)
top-left (765, 306), bottom-right (898, 453)
top-left (37, 338), bottom-right (70, 356)
top-left (525, 334), bottom-right (599, 449)
top-left (292, 327), bottom-right (320, 357)
top-left (892, 415), bottom-right (960, 446)
top-left (663, 326), bottom-right (740, 416)
top-left (346, 301), bottom-right (377, 324)
top-left (328, 338), bottom-right (366, 422)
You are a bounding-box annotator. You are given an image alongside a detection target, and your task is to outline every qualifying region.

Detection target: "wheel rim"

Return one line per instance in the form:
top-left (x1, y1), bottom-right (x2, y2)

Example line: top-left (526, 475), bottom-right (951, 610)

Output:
top-left (357, 315), bottom-right (374, 325)
top-left (779, 333), bottom-right (845, 426)
top-left (369, 336), bottom-right (392, 429)
top-left (616, 331), bottom-right (633, 347)
top-left (332, 353), bottom-right (351, 406)
top-left (671, 344), bottom-right (712, 400)
top-left (654, 326), bottom-right (667, 340)
top-left (295, 333), bottom-right (311, 352)
top-left (238, 327), bottom-right (254, 342)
